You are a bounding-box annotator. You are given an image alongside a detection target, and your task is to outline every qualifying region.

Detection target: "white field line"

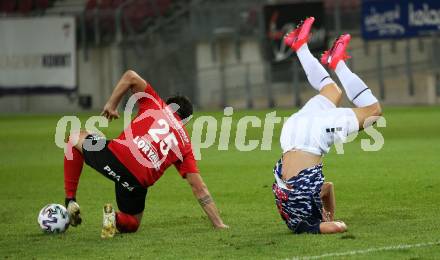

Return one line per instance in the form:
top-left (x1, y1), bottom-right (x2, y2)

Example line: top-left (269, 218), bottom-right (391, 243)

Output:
top-left (289, 241), bottom-right (440, 260)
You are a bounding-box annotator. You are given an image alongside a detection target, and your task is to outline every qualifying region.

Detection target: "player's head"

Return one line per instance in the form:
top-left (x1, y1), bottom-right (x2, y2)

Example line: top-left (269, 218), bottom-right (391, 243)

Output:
top-left (166, 95), bottom-right (193, 124)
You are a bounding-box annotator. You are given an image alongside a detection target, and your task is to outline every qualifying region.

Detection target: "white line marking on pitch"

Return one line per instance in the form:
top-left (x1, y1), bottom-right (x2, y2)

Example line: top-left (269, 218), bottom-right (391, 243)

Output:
top-left (289, 241), bottom-right (440, 260)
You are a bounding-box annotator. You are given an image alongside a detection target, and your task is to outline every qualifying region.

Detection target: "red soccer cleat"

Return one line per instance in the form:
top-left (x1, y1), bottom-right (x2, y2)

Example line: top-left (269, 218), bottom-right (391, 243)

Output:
top-left (284, 17), bottom-right (315, 51)
top-left (321, 34), bottom-right (352, 70)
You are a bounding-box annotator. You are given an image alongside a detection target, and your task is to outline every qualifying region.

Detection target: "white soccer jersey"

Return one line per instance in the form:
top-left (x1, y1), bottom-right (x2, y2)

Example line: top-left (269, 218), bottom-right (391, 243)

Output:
top-left (280, 95), bottom-right (359, 155)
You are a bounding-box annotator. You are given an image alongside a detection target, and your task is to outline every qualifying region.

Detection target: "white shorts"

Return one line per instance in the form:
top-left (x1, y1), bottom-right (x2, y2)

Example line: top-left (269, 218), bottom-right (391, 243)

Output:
top-left (280, 95), bottom-right (359, 155)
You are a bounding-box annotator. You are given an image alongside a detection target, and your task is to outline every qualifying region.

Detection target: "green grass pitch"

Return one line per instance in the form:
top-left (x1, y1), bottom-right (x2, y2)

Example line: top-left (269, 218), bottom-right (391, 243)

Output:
top-left (0, 107), bottom-right (439, 259)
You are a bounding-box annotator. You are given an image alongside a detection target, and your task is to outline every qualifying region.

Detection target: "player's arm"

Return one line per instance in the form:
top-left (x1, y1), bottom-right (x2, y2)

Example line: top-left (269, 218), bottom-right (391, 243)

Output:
top-left (186, 173), bottom-right (228, 229)
top-left (320, 182), bottom-right (335, 221)
top-left (101, 70), bottom-right (147, 121)
top-left (320, 221), bottom-right (347, 234)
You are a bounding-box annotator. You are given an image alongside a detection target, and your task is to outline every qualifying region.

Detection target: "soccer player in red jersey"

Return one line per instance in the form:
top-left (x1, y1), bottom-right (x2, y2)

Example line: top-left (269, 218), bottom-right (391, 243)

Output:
top-left (63, 70), bottom-right (228, 238)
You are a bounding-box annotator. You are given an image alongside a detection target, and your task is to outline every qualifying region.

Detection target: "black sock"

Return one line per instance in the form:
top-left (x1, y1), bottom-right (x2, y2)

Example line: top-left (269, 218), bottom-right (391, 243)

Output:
top-left (65, 197), bottom-right (76, 208)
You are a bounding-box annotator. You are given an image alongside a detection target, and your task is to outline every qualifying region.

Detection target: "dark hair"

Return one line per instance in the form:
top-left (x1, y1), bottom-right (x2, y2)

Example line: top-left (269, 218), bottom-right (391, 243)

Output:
top-left (166, 95), bottom-right (193, 120)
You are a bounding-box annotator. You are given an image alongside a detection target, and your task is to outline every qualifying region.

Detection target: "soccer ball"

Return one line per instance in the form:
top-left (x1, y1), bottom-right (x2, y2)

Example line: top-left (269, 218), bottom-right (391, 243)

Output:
top-left (37, 204), bottom-right (70, 233)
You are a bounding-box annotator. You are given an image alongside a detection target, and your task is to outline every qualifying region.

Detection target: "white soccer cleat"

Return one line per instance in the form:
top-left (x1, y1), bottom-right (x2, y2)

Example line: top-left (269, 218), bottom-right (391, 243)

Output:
top-left (67, 201), bottom-right (82, 227)
top-left (101, 203), bottom-right (116, 239)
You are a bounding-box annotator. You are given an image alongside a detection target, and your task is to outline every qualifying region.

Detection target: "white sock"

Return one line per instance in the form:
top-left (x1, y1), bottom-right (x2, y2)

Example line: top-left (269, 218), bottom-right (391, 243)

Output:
top-left (296, 44), bottom-right (335, 91)
top-left (334, 61), bottom-right (378, 107)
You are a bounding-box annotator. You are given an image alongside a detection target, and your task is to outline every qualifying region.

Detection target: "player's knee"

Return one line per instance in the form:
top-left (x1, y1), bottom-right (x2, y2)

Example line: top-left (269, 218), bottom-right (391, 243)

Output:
top-left (66, 130), bottom-right (88, 144)
top-left (65, 133), bottom-right (75, 144)
top-left (357, 103), bottom-right (382, 128)
top-left (66, 131), bottom-right (90, 153)
top-left (324, 182), bottom-right (333, 188)
top-left (334, 85), bottom-right (343, 100)
top-left (370, 103), bottom-right (382, 117)
top-left (320, 83), bottom-right (342, 105)
top-left (116, 212), bottom-right (140, 233)
top-left (363, 103), bottom-right (382, 118)
top-left (321, 182), bottom-right (333, 195)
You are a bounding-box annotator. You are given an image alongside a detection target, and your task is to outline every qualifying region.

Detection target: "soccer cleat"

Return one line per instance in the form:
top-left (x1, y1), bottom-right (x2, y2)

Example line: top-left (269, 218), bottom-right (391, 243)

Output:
top-left (101, 203), bottom-right (116, 239)
top-left (284, 17), bottom-right (315, 51)
top-left (67, 201), bottom-right (82, 227)
top-left (320, 34), bottom-right (352, 70)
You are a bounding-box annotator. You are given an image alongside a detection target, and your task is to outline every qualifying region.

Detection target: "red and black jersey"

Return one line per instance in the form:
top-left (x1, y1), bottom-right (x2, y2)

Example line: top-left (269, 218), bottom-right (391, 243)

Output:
top-left (108, 84), bottom-right (198, 187)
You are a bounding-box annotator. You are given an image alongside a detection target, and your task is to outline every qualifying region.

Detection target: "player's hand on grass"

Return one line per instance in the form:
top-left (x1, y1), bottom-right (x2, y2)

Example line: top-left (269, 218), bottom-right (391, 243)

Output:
top-left (101, 102), bottom-right (120, 122)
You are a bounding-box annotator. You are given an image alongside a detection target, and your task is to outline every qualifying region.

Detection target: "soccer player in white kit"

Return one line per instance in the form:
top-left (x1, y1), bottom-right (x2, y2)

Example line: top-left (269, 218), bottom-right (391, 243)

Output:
top-left (272, 17), bottom-right (382, 234)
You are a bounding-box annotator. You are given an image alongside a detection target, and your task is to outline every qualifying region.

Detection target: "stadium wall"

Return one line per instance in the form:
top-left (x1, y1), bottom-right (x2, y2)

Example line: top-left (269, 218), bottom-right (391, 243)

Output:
top-left (196, 38), bottom-right (266, 108)
top-left (0, 37), bottom-right (438, 114)
top-left (0, 46), bottom-right (122, 113)
top-left (195, 35), bottom-right (440, 109)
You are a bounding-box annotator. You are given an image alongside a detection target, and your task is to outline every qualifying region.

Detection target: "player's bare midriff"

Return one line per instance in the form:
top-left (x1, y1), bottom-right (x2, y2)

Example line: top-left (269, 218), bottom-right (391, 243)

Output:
top-left (281, 150), bottom-right (322, 180)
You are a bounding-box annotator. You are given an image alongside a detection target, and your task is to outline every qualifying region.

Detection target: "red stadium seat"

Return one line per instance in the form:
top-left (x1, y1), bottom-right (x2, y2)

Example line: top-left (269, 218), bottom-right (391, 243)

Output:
top-left (112, 0), bottom-right (124, 8)
top-left (86, 0), bottom-right (97, 10)
top-left (156, 0), bottom-right (170, 15)
top-left (124, 1), bottom-right (148, 32)
top-left (35, 0), bottom-right (49, 10)
top-left (341, 0), bottom-right (360, 12)
top-left (120, 0), bottom-right (173, 32)
top-left (98, 0), bottom-right (116, 34)
top-left (0, 0), bottom-right (17, 13)
top-left (18, 0), bottom-right (33, 14)
top-left (98, 0), bottom-right (112, 9)
top-left (82, 0), bottom-right (173, 35)
top-left (323, 0), bottom-right (335, 11)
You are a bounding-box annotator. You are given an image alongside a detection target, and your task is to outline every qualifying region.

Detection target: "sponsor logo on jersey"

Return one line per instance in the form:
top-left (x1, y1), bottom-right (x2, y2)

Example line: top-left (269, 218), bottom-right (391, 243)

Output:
top-left (132, 136), bottom-right (161, 170)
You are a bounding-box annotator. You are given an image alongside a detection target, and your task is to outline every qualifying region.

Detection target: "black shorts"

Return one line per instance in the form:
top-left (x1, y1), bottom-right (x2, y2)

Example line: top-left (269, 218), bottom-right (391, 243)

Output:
top-left (82, 134), bottom-right (148, 215)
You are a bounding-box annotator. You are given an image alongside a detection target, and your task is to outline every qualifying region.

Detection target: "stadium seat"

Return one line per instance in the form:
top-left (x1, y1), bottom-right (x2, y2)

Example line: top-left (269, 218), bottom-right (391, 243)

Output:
top-left (323, 0), bottom-right (335, 11)
top-left (98, 0), bottom-right (116, 34)
top-left (35, 0), bottom-right (49, 10)
top-left (123, 1), bottom-right (148, 32)
top-left (98, 0), bottom-right (112, 9)
top-left (0, 0), bottom-right (17, 13)
top-left (156, 0), bottom-right (171, 15)
top-left (18, 0), bottom-right (33, 14)
top-left (86, 0), bottom-right (97, 10)
top-left (341, 0), bottom-right (360, 12)
top-left (324, 0), bottom-right (361, 12)
top-left (111, 0), bottom-right (124, 8)
top-left (81, 0), bottom-right (174, 38)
